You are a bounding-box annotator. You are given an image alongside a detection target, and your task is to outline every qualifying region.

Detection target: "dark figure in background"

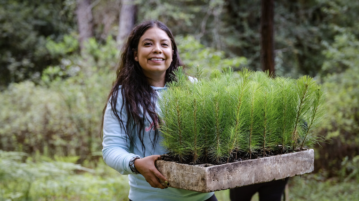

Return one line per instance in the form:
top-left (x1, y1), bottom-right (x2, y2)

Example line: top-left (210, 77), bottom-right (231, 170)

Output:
top-left (230, 178), bottom-right (288, 201)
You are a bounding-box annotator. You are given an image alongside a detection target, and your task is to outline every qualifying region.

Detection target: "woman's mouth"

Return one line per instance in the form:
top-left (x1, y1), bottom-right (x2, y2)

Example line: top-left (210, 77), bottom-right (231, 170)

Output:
top-left (148, 58), bottom-right (165, 63)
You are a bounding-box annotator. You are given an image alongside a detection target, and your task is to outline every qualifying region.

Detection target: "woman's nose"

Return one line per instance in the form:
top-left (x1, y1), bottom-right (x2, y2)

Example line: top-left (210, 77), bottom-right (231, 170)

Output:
top-left (153, 43), bottom-right (162, 54)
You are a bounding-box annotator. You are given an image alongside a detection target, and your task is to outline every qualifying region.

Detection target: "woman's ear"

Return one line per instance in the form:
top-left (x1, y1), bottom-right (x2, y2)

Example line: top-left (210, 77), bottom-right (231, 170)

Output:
top-left (134, 51), bottom-right (138, 61)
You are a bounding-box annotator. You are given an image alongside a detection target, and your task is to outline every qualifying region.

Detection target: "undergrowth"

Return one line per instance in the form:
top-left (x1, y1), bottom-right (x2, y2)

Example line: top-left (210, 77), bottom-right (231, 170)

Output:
top-left (0, 151), bottom-right (129, 201)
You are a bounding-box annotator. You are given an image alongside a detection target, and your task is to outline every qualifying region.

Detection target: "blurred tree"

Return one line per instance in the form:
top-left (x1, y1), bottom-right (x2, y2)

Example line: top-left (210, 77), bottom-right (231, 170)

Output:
top-left (1, 0), bottom-right (359, 86)
top-left (223, 0), bottom-right (359, 77)
top-left (314, 30), bottom-right (359, 177)
top-left (260, 0), bottom-right (275, 77)
top-left (117, 0), bottom-right (137, 50)
top-left (91, 0), bottom-right (120, 40)
top-left (76, 0), bottom-right (94, 50)
top-left (0, 0), bottom-right (75, 87)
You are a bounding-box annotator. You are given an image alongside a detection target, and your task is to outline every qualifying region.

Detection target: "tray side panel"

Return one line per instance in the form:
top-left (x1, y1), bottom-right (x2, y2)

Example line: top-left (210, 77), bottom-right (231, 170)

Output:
top-left (156, 160), bottom-right (208, 192)
top-left (206, 149), bottom-right (314, 192)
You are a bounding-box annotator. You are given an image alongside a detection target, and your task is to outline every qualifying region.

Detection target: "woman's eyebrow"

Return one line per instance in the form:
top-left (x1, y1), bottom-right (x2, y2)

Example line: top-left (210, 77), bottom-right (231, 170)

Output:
top-left (142, 38), bottom-right (154, 42)
top-left (142, 38), bottom-right (170, 42)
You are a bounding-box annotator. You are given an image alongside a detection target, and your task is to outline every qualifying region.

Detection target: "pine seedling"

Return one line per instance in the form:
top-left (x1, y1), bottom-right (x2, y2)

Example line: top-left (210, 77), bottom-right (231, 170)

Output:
top-left (191, 97), bottom-right (200, 163)
top-left (224, 127), bottom-right (237, 162)
top-left (274, 77), bottom-right (297, 153)
top-left (160, 67), bottom-right (194, 162)
top-left (203, 73), bottom-right (235, 163)
top-left (184, 82), bottom-right (205, 164)
top-left (291, 76), bottom-right (316, 150)
top-left (251, 72), bottom-right (279, 156)
top-left (226, 75), bottom-right (249, 159)
top-left (221, 69), bottom-right (246, 162)
top-left (160, 88), bottom-right (188, 162)
top-left (197, 80), bottom-right (216, 163)
top-left (171, 67), bottom-right (187, 87)
top-left (264, 80), bottom-right (283, 152)
top-left (241, 81), bottom-right (263, 159)
top-left (209, 85), bottom-right (225, 163)
top-left (160, 91), bottom-right (174, 151)
top-left (159, 69), bottom-right (324, 164)
top-left (299, 85), bottom-right (324, 149)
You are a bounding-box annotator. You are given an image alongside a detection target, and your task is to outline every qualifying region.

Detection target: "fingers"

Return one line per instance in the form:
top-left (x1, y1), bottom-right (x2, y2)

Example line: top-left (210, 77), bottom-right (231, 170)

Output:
top-left (137, 155), bottom-right (169, 189)
top-left (151, 154), bottom-right (161, 161)
top-left (146, 176), bottom-right (166, 189)
top-left (147, 166), bottom-right (168, 189)
top-left (153, 169), bottom-right (167, 184)
top-left (151, 155), bottom-right (169, 187)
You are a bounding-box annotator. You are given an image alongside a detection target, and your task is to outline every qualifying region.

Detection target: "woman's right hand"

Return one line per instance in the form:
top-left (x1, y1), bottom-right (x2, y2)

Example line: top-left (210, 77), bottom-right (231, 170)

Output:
top-left (134, 155), bottom-right (168, 189)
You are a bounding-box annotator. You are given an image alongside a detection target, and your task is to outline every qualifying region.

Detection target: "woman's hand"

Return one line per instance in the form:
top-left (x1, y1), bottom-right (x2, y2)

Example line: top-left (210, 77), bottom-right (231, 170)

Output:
top-left (134, 155), bottom-right (168, 189)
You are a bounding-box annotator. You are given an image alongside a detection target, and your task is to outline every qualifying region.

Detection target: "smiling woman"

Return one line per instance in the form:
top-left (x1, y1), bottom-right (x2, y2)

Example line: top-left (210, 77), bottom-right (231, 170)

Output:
top-left (134, 27), bottom-right (173, 87)
top-left (101, 20), bottom-right (217, 201)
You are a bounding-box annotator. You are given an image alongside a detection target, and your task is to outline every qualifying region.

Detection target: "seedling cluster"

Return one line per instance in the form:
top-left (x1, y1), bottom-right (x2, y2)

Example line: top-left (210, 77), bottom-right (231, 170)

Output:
top-left (159, 68), bottom-right (323, 164)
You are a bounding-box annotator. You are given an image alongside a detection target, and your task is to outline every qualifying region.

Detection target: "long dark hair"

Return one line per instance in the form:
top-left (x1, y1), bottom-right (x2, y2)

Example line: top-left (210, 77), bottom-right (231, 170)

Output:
top-left (102, 20), bottom-right (183, 153)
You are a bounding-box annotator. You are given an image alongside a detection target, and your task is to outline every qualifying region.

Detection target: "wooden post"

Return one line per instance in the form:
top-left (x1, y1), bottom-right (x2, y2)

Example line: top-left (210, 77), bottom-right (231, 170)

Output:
top-left (260, 0), bottom-right (275, 77)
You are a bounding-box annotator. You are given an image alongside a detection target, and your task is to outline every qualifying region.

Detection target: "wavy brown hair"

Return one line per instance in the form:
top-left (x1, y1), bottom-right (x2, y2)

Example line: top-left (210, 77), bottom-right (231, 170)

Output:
top-left (102, 20), bottom-right (183, 154)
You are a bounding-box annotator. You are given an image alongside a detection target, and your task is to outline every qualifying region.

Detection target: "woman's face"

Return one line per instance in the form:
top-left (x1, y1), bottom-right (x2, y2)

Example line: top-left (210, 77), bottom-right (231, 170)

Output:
top-left (135, 27), bottom-right (173, 77)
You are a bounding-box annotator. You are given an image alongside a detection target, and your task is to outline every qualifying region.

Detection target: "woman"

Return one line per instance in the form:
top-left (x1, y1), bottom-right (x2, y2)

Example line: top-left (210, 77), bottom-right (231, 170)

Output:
top-left (102, 20), bottom-right (216, 201)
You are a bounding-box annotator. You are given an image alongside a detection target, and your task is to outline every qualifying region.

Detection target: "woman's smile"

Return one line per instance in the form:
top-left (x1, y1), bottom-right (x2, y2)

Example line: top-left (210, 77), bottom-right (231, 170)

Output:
top-left (135, 27), bottom-right (173, 77)
top-left (148, 57), bottom-right (165, 63)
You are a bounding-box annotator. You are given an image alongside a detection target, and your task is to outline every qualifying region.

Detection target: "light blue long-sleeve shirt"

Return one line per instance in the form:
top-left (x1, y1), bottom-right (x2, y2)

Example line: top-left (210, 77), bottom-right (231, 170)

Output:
top-left (102, 85), bottom-right (214, 201)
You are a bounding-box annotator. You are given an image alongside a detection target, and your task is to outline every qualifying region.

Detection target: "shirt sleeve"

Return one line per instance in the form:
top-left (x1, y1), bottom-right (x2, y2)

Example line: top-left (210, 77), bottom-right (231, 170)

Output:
top-left (102, 94), bottom-right (140, 175)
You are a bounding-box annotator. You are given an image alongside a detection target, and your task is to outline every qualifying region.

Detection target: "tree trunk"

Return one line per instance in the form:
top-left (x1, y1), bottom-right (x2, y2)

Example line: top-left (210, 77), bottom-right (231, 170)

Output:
top-left (76, 0), bottom-right (93, 50)
top-left (117, 0), bottom-right (137, 51)
top-left (260, 0), bottom-right (275, 77)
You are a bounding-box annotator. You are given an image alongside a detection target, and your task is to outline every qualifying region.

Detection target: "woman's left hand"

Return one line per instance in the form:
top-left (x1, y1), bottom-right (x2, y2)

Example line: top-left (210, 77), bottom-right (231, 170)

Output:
top-left (134, 155), bottom-right (169, 189)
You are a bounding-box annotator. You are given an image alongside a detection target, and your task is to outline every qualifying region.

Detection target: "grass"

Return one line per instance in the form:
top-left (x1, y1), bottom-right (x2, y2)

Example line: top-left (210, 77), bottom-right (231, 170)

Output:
top-left (0, 151), bottom-right (130, 201)
top-left (1, 151), bottom-right (358, 201)
top-left (288, 175), bottom-right (359, 201)
top-left (214, 175), bottom-right (359, 201)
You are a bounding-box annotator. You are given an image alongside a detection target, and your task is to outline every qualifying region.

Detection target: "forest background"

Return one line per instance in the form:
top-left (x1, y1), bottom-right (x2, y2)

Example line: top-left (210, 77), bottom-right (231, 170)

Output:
top-left (0, 0), bottom-right (358, 200)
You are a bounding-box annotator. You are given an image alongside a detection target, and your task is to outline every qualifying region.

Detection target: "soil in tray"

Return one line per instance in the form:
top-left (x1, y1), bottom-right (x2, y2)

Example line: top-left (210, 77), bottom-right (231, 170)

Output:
top-left (160, 147), bottom-right (308, 165)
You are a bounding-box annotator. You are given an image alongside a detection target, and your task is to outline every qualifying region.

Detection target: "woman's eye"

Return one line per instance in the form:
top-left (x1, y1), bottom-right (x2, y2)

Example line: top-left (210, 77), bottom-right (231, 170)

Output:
top-left (144, 43), bottom-right (152, 46)
top-left (162, 44), bottom-right (169, 47)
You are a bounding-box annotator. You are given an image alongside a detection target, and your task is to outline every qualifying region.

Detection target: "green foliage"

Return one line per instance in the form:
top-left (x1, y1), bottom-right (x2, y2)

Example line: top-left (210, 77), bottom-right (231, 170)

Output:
top-left (215, 173), bottom-right (359, 201)
top-left (0, 151), bottom-right (129, 201)
top-left (314, 30), bottom-right (359, 176)
top-left (314, 68), bottom-right (359, 176)
top-left (0, 0), bottom-right (75, 86)
top-left (339, 155), bottom-right (359, 182)
top-left (2, 0), bottom-right (359, 87)
top-left (288, 174), bottom-right (359, 201)
top-left (160, 69), bottom-right (323, 163)
top-left (322, 32), bottom-right (359, 74)
top-left (0, 36), bottom-right (246, 160)
top-left (136, 0), bottom-right (359, 77)
top-left (46, 34), bottom-right (79, 57)
top-left (0, 36), bottom-right (117, 159)
top-left (176, 36), bottom-right (247, 77)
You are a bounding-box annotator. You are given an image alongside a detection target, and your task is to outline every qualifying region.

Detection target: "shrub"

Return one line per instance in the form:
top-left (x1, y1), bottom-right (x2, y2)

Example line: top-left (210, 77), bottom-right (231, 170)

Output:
top-left (314, 32), bottom-right (359, 177)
